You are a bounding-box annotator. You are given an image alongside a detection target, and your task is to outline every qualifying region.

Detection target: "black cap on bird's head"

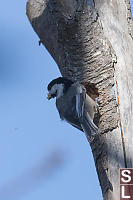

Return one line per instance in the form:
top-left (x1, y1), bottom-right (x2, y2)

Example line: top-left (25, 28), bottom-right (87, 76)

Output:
top-left (47, 77), bottom-right (73, 100)
top-left (47, 77), bottom-right (73, 91)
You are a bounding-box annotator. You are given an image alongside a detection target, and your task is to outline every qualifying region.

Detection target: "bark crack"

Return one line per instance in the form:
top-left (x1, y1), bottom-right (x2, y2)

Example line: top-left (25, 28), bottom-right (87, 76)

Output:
top-left (115, 76), bottom-right (127, 168)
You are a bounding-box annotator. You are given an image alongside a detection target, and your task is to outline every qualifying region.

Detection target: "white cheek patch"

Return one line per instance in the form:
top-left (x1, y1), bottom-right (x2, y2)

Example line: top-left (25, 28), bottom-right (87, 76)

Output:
top-left (50, 84), bottom-right (58, 94)
top-left (50, 84), bottom-right (64, 99)
top-left (56, 84), bottom-right (64, 99)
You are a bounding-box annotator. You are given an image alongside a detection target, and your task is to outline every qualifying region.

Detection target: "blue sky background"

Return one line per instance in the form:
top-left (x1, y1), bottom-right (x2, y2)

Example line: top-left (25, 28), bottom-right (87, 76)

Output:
top-left (0, 1), bottom-right (133, 200)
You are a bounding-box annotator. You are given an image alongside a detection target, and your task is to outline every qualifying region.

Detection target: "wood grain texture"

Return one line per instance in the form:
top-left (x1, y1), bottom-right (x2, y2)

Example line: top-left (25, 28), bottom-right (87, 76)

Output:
top-left (95, 0), bottom-right (133, 166)
top-left (26, 0), bottom-right (133, 199)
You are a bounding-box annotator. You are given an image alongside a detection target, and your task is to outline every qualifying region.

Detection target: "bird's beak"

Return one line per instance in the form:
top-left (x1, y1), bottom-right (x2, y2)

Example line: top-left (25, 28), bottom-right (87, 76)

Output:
top-left (47, 93), bottom-right (52, 100)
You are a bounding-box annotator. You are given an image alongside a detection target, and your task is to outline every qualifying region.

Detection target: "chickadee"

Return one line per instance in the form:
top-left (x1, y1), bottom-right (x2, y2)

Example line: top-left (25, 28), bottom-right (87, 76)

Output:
top-left (47, 77), bottom-right (98, 142)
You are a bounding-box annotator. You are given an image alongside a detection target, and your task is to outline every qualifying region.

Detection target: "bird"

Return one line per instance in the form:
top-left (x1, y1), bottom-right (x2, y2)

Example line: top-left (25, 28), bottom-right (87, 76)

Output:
top-left (47, 77), bottom-right (98, 142)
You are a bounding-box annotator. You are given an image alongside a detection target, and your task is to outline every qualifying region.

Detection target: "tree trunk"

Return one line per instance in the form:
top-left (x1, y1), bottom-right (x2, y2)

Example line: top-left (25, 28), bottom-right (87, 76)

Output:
top-left (26, 0), bottom-right (133, 199)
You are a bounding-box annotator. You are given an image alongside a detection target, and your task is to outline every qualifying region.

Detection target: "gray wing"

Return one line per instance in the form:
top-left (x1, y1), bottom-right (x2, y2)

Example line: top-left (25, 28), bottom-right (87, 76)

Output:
top-left (74, 83), bottom-right (98, 142)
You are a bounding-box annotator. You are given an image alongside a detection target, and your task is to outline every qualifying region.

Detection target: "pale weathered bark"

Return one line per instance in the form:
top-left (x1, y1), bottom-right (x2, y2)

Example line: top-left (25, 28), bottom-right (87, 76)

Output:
top-left (26, 0), bottom-right (133, 199)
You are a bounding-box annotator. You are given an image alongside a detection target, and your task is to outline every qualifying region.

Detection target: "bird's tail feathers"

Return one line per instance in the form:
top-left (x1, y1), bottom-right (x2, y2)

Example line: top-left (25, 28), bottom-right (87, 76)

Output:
top-left (80, 113), bottom-right (98, 143)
